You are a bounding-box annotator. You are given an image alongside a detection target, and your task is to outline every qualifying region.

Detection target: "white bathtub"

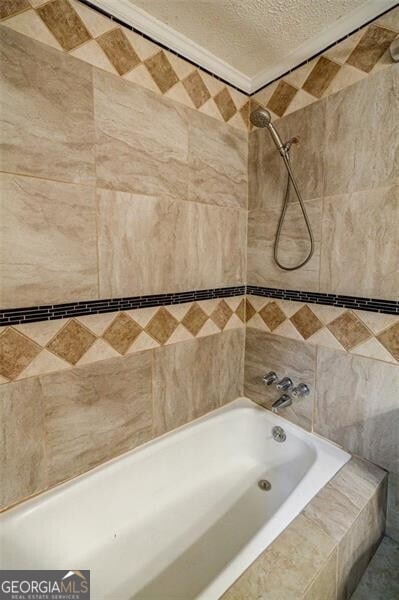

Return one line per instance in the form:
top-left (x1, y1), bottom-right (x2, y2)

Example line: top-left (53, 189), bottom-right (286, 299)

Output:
top-left (0, 398), bottom-right (349, 599)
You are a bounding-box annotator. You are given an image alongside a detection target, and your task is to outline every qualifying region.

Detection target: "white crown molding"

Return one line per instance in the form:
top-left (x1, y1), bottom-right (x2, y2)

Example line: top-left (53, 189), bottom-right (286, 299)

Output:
top-left (90, 0), bottom-right (397, 95)
top-left (90, 0), bottom-right (253, 92)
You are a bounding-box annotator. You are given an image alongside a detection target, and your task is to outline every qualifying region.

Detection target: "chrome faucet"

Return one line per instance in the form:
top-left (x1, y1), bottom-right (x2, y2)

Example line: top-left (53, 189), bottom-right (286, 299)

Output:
top-left (272, 393), bottom-right (292, 413)
top-left (292, 383), bottom-right (310, 398)
top-left (275, 376), bottom-right (293, 391)
top-left (262, 371), bottom-right (278, 385)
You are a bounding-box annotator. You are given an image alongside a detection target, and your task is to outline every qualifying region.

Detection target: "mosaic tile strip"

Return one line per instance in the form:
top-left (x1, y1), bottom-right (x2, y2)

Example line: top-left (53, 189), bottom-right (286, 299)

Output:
top-left (247, 286), bottom-right (399, 315)
top-left (252, 7), bottom-right (398, 121)
top-left (0, 0), bottom-right (249, 131)
top-left (246, 295), bottom-right (399, 365)
top-left (0, 286), bottom-right (246, 326)
top-left (2, 285), bottom-right (397, 328)
top-left (0, 296), bottom-right (245, 383)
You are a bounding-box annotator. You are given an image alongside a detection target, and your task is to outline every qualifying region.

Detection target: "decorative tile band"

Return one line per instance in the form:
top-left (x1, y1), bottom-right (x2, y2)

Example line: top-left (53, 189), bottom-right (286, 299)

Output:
top-left (0, 286), bottom-right (246, 326)
top-left (1, 1), bottom-right (397, 131)
top-left (247, 286), bottom-right (399, 315)
top-left (2, 285), bottom-right (397, 327)
top-left (0, 0), bottom-right (249, 131)
top-left (245, 296), bottom-right (399, 365)
top-left (2, 289), bottom-right (398, 385)
top-left (252, 7), bottom-right (398, 121)
top-left (0, 296), bottom-right (245, 383)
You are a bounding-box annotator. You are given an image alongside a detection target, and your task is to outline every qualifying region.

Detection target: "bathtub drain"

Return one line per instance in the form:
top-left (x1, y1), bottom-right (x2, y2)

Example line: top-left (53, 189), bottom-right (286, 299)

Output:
top-left (258, 479), bottom-right (272, 491)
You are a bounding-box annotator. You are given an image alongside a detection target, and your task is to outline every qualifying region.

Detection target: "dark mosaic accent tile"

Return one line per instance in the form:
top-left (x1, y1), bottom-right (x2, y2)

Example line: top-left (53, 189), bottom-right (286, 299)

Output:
top-left (246, 286), bottom-right (399, 315)
top-left (2, 285), bottom-right (396, 327)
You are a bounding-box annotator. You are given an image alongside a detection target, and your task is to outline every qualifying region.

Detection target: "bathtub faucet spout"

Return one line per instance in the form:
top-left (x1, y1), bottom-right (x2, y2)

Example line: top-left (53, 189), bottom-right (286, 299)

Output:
top-left (272, 393), bottom-right (292, 413)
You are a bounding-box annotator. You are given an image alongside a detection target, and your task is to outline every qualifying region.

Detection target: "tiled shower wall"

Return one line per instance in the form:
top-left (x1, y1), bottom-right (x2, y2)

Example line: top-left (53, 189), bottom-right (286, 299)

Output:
top-left (1, 0), bottom-right (399, 520)
top-left (246, 9), bottom-right (399, 544)
top-left (0, 21), bottom-right (247, 509)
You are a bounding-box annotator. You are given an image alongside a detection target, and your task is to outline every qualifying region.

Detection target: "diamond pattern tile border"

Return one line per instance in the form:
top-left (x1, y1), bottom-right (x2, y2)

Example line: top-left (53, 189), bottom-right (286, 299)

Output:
top-left (246, 295), bottom-right (399, 365)
top-left (0, 297), bottom-right (245, 382)
top-left (1, 0), bottom-right (397, 130)
top-left (0, 0), bottom-right (249, 131)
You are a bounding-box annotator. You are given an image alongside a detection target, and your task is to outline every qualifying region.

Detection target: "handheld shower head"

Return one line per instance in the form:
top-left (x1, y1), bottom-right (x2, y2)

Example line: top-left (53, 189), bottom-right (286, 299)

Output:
top-left (249, 107), bottom-right (272, 128)
top-left (250, 108), bottom-right (285, 154)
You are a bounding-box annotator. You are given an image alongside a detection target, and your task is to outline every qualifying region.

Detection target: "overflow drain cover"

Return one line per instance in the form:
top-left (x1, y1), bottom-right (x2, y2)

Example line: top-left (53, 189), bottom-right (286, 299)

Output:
top-left (258, 479), bottom-right (272, 491)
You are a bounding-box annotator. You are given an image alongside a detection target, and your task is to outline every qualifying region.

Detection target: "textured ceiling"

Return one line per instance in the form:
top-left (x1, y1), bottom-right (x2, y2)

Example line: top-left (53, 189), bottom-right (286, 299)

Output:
top-left (131, 0), bottom-right (366, 78)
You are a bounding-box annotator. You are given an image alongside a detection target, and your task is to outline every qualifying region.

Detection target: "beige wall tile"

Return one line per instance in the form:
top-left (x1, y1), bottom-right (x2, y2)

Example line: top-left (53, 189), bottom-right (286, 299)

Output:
top-left (324, 65), bottom-right (398, 196)
top-left (17, 348), bottom-right (70, 378)
top-left (70, 39), bottom-right (117, 74)
top-left (152, 334), bottom-right (221, 436)
top-left (70, 0), bottom-right (114, 38)
top-left (244, 328), bottom-right (316, 431)
top-left (320, 185), bottom-right (399, 299)
top-left (323, 62), bottom-right (366, 96)
top-left (14, 320), bottom-right (65, 347)
top-left (42, 352), bottom-right (153, 485)
top-left (188, 110), bottom-right (248, 209)
top-left (248, 98), bottom-right (326, 212)
top-left (76, 338), bottom-right (119, 365)
top-left (247, 198), bottom-right (321, 291)
top-left (219, 328), bottom-right (245, 403)
top-left (93, 68), bottom-right (189, 200)
top-left (123, 63), bottom-right (159, 93)
top-left (303, 456), bottom-right (386, 544)
top-left (0, 26), bottom-right (95, 184)
top-left (1, 378), bottom-right (47, 508)
top-left (315, 346), bottom-right (399, 473)
top-left (153, 330), bottom-right (243, 436)
top-left (337, 478), bottom-right (387, 599)
top-left (2, 9), bottom-right (61, 49)
top-left (97, 190), bottom-right (245, 298)
top-left (124, 29), bottom-right (158, 62)
top-left (0, 173), bottom-right (98, 308)
top-left (302, 549), bottom-right (337, 600)
top-left (222, 513), bottom-right (335, 599)
top-left (323, 30), bottom-right (364, 64)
